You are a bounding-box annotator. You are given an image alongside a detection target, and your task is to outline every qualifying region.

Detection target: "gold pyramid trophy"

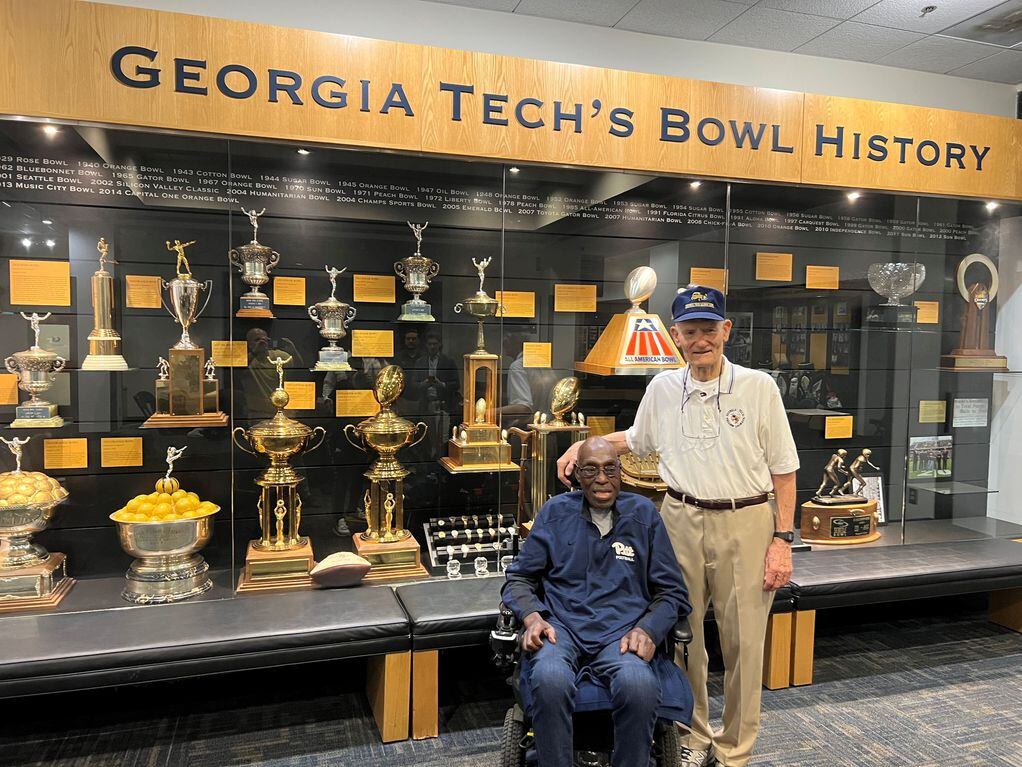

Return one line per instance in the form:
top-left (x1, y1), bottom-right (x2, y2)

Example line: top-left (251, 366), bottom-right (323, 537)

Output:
top-left (81, 237), bottom-right (130, 370)
top-left (509, 377), bottom-right (589, 535)
top-left (800, 449), bottom-right (880, 545)
top-left (344, 365), bottom-right (430, 582)
top-left (440, 257), bottom-right (517, 473)
top-left (233, 354), bottom-right (326, 592)
top-left (575, 266), bottom-right (684, 376)
top-left (230, 207), bottom-right (281, 318)
top-left (941, 253), bottom-right (1008, 370)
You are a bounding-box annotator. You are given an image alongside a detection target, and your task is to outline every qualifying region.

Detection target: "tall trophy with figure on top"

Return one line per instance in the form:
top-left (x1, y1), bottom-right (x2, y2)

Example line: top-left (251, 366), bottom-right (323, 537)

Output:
top-left (309, 265), bottom-right (357, 372)
top-left (142, 239), bottom-right (227, 428)
top-left (5, 312), bottom-right (67, 428)
top-left (395, 221), bottom-right (440, 321)
top-left (230, 206), bottom-right (281, 318)
top-left (82, 236), bottom-right (130, 370)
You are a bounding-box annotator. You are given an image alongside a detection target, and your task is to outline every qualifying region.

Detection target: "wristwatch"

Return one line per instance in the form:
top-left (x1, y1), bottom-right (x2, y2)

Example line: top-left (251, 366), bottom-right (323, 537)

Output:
top-left (773, 530), bottom-right (795, 543)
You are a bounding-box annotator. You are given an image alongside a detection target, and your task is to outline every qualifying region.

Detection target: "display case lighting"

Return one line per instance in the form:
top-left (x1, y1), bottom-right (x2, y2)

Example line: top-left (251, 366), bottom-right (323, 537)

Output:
top-left (42, 219), bottom-right (53, 225)
top-left (20, 237), bottom-right (32, 248)
top-left (847, 191), bottom-right (861, 201)
top-left (42, 125), bottom-right (59, 137)
top-left (690, 180), bottom-right (702, 188)
top-left (985, 201), bottom-right (999, 212)
top-left (45, 239), bottom-right (55, 248)
top-left (508, 166), bottom-right (520, 174)
top-left (296, 148), bottom-right (311, 155)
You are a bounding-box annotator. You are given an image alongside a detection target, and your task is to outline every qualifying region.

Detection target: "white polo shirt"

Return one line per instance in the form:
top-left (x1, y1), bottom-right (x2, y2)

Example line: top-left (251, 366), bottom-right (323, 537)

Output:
top-left (626, 358), bottom-right (799, 500)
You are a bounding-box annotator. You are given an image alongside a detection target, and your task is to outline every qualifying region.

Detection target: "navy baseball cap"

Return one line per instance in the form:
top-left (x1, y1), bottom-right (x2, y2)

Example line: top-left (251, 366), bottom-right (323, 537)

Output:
top-left (671, 285), bottom-right (726, 322)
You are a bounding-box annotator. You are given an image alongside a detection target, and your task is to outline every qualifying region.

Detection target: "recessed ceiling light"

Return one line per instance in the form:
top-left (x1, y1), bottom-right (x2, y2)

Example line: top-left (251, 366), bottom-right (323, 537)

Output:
top-left (508, 166), bottom-right (520, 174)
top-left (296, 148), bottom-right (311, 155)
top-left (20, 237), bottom-right (31, 248)
top-left (42, 125), bottom-right (59, 137)
top-left (985, 201), bottom-right (999, 212)
top-left (847, 191), bottom-right (861, 201)
top-left (45, 239), bottom-right (55, 248)
top-left (690, 181), bottom-right (702, 189)
top-left (42, 218), bottom-right (53, 225)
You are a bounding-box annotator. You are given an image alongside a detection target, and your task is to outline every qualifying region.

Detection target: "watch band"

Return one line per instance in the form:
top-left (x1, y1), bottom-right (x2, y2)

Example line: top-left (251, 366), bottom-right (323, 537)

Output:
top-left (773, 530), bottom-right (795, 543)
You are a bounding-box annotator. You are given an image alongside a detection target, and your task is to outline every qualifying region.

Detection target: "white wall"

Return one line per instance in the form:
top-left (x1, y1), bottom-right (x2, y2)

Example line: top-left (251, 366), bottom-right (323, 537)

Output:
top-left (102, 0), bottom-right (1018, 117)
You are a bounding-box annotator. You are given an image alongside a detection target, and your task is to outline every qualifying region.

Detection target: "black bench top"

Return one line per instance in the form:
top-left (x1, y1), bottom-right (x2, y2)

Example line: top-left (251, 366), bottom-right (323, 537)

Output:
top-left (790, 537), bottom-right (1022, 610)
top-left (0, 576), bottom-right (409, 698)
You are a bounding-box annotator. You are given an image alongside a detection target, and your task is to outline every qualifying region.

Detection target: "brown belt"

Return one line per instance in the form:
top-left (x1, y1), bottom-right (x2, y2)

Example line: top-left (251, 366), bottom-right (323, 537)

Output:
top-left (666, 487), bottom-right (769, 510)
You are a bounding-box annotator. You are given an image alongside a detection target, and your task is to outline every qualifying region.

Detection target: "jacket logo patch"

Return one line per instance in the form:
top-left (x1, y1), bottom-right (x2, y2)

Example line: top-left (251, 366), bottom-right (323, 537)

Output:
top-left (726, 408), bottom-right (746, 428)
top-left (612, 541), bottom-right (635, 562)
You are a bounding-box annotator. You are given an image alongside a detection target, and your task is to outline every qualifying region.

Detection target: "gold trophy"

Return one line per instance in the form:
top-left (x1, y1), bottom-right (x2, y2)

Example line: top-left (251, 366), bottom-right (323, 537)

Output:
top-left (440, 257), bottom-right (517, 473)
top-left (5, 312), bottom-right (67, 428)
top-left (395, 221), bottom-right (440, 321)
top-left (509, 377), bottom-right (589, 534)
top-left (800, 449), bottom-right (880, 545)
top-left (309, 265), bottom-right (357, 371)
top-left (143, 239), bottom-right (227, 428)
top-left (343, 365), bottom-right (430, 582)
top-left (81, 237), bottom-right (129, 370)
top-left (0, 436), bottom-right (73, 612)
top-left (230, 206), bottom-right (281, 318)
top-left (234, 354), bottom-right (326, 592)
top-left (941, 253), bottom-right (1008, 370)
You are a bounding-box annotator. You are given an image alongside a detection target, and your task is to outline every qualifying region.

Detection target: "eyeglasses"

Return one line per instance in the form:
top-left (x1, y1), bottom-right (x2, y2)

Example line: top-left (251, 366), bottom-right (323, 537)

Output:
top-left (576, 464), bottom-right (620, 480)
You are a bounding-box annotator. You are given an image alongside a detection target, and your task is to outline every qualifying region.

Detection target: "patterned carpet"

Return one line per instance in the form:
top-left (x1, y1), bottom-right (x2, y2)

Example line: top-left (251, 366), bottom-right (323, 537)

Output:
top-left (3, 597), bottom-right (1021, 767)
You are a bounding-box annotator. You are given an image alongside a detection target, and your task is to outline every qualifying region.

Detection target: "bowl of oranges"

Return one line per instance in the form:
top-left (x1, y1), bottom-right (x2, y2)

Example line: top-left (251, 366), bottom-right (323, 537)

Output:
top-left (0, 436), bottom-right (69, 569)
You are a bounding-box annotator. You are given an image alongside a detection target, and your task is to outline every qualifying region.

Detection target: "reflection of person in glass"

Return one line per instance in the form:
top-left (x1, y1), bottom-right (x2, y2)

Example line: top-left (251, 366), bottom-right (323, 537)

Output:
top-left (500, 327), bottom-right (551, 431)
top-left (243, 327), bottom-right (302, 418)
top-left (414, 331), bottom-right (460, 458)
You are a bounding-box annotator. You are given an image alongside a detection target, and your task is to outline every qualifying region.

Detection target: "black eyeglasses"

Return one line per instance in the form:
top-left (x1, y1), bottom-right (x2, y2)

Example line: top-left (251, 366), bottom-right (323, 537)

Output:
top-left (576, 464), bottom-right (620, 480)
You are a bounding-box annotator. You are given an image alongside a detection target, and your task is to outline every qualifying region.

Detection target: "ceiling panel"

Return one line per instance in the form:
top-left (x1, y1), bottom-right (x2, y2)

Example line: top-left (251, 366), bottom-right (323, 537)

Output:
top-left (757, 0), bottom-right (881, 20)
top-left (875, 34), bottom-right (1001, 71)
top-left (424, 0), bottom-right (519, 10)
top-left (794, 20), bottom-right (925, 61)
top-left (709, 5), bottom-right (839, 50)
top-left (948, 47), bottom-right (1022, 80)
top-left (941, 1), bottom-right (1022, 46)
top-left (616, 0), bottom-right (750, 40)
top-left (513, 0), bottom-right (640, 26)
top-left (851, 0), bottom-right (1005, 34)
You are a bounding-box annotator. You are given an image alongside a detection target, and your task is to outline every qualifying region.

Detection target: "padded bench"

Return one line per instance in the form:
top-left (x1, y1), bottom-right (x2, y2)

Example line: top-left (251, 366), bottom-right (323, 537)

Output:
top-left (784, 537), bottom-right (1022, 686)
top-left (0, 580), bottom-right (413, 742)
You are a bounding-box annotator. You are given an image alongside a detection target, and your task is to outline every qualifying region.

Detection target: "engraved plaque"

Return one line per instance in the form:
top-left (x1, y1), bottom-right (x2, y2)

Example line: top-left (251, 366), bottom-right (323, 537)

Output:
top-left (169, 348), bottom-right (203, 416)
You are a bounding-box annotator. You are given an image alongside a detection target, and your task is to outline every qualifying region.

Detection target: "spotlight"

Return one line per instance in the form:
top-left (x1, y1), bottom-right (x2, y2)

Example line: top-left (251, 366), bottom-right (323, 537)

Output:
top-left (42, 219), bottom-right (53, 225)
top-left (847, 191), bottom-right (861, 201)
top-left (45, 239), bottom-right (55, 248)
top-left (508, 166), bottom-right (520, 174)
top-left (42, 125), bottom-right (59, 137)
top-left (21, 237), bottom-right (32, 248)
top-left (296, 148), bottom-right (311, 155)
top-left (985, 201), bottom-right (999, 212)
top-left (690, 181), bottom-right (702, 189)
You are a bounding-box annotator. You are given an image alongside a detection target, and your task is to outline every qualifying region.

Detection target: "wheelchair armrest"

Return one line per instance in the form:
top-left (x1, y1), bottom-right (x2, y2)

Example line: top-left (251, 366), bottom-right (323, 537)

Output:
top-left (490, 602), bottom-right (521, 670)
top-left (672, 615), bottom-right (694, 646)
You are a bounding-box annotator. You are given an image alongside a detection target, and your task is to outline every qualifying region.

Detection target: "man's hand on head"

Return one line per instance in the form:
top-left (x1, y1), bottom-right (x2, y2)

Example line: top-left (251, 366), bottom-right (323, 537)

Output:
top-left (556, 441), bottom-right (582, 487)
top-left (619, 627), bottom-right (655, 662)
top-left (522, 612), bottom-right (558, 652)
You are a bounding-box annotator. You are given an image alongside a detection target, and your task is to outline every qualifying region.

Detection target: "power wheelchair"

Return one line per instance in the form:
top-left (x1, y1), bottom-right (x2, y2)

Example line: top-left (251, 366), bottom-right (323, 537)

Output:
top-left (490, 603), bottom-right (694, 767)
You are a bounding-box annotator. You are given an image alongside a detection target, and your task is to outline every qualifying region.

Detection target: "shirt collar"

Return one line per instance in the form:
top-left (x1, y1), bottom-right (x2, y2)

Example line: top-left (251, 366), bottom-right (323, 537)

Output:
top-left (684, 356), bottom-right (735, 397)
top-left (582, 497), bottom-right (619, 525)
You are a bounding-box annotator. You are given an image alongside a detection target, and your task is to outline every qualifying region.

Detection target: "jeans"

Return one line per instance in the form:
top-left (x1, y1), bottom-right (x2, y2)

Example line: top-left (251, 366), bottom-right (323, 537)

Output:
top-left (526, 623), bottom-right (662, 767)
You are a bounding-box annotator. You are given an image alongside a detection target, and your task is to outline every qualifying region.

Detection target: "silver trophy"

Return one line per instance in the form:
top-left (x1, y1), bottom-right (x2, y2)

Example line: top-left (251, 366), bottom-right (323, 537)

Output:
top-left (162, 240), bottom-right (213, 350)
top-left (309, 265), bottom-right (357, 371)
top-left (866, 262), bottom-right (926, 326)
top-left (395, 221), bottom-right (440, 321)
top-left (230, 207), bottom-right (280, 318)
top-left (5, 313), bottom-right (67, 428)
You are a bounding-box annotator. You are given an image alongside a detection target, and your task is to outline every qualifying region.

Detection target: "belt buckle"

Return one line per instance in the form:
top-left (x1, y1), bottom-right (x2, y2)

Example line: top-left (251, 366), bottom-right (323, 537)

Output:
top-left (730, 498), bottom-right (737, 511)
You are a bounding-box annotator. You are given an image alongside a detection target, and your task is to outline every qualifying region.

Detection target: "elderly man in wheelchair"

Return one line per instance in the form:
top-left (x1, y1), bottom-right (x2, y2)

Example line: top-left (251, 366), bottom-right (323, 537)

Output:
top-left (493, 436), bottom-right (694, 767)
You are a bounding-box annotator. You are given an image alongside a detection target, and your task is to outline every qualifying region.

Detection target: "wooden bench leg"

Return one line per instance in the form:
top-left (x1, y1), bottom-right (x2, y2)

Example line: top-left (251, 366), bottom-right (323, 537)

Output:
top-left (990, 588), bottom-right (1022, 633)
top-left (762, 612), bottom-right (792, 690)
top-left (412, 649), bottom-right (439, 740)
top-left (366, 651), bottom-right (411, 743)
top-left (791, 610), bottom-right (816, 687)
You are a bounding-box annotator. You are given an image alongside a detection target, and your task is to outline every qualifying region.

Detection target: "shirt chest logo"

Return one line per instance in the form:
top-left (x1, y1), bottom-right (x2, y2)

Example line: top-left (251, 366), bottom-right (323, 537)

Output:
top-left (726, 408), bottom-right (746, 428)
top-left (611, 541), bottom-right (635, 562)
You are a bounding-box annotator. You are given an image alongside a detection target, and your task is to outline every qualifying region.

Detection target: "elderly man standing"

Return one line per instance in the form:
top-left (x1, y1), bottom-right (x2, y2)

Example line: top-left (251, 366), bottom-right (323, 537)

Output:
top-left (558, 286), bottom-right (799, 767)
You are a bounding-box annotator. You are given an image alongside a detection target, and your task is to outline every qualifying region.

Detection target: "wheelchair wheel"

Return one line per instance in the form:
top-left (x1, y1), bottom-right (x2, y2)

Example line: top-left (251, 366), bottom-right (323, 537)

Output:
top-left (653, 722), bottom-right (681, 767)
top-left (499, 707), bottom-right (527, 767)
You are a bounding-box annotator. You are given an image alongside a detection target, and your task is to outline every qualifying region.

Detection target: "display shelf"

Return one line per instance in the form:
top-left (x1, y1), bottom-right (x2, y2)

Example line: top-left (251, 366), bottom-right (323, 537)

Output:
top-left (907, 481), bottom-right (998, 496)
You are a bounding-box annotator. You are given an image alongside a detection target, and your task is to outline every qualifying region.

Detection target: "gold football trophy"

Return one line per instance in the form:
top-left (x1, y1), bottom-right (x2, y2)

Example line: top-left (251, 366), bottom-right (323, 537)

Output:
top-left (143, 239), bottom-right (227, 428)
top-left (800, 449), bottom-right (880, 545)
top-left (82, 237), bottom-right (129, 370)
top-left (395, 221), bottom-right (440, 321)
top-left (941, 253), bottom-right (1008, 370)
top-left (230, 207), bottom-right (281, 318)
top-left (440, 257), bottom-right (517, 473)
top-left (5, 312), bottom-right (67, 428)
top-left (234, 354), bottom-right (326, 592)
top-left (575, 266), bottom-right (684, 375)
top-left (0, 436), bottom-right (73, 612)
top-left (344, 365), bottom-right (430, 582)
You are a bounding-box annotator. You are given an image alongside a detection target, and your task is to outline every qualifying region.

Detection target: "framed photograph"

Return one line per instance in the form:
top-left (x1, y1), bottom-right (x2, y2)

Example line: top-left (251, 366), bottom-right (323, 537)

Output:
top-left (908, 436), bottom-right (937, 480)
top-left (860, 474), bottom-right (886, 524)
top-left (725, 312), bottom-right (754, 367)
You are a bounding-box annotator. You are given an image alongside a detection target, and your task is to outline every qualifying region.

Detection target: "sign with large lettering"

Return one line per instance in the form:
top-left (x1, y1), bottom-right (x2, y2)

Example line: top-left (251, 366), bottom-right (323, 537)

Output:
top-left (0, 0), bottom-right (1018, 200)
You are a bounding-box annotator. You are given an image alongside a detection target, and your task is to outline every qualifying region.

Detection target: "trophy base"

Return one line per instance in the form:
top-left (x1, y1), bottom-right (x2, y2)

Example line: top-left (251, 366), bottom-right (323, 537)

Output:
top-left (237, 294), bottom-right (273, 318)
top-left (397, 300), bottom-right (436, 322)
top-left (865, 304), bottom-right (917, 327)
top-left (312, 347), bottom-right (351, 372)
top-left (122, 554), bottom-right (213, 604)
top-left (236, 539), bottom-right (315, 593)
top-left (0, 553), bottom-right (75, 613)
top-left (142, 411), bottom-right (229, 429)
top-left (312, 362), bottom-right (353, 372)
top-left (353, 533), bottom-right (429, 583)
top-left (81, 354), bottom-right (130, 371)
top-left (236, 308), bottom-right (275, 318)
top-left (800, 499), bottom-right (880, 545)
top-left (940, 352), bottom-right (1008, 370)
top-left (10, 415), bottom-right (65, 429)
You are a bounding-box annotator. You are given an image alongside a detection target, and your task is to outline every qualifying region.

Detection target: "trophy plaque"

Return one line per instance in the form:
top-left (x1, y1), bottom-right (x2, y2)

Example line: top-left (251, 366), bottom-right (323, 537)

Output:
top-left (5, 312), bottom-right (67, 428)
top-left (234, 354), bottom-right (326, 592)
top-left (395, 221), bottom-right (440, 321)
top-left (800, 448), bottom-right (880, 545)
top-left (941, 253), bottom-right (1008, 370)
top-left (230, 207), bottom-right (280, 318)
top-left (343, 365), bottom-right (430, 582)
top-left (440, 257), bottom-right (517, 473)
top-left (309, 265), bottom-right (357, 371)
top-left (575, 266), bottom-right (684, 375)
top-left (509, 377), bottom-right (589, 533)
top-left (142, 240), bottom-right (228, 428)
top-left (0, 436), bottom-right (73, 612)
top-left (866, 262), bottom-right (925, 326)
top-left (82, 237), bottom-right (130, 370)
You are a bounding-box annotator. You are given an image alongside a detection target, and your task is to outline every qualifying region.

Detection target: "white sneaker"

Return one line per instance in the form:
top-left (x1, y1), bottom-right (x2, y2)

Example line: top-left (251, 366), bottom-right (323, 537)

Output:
top-left (678, 746), bottom-right (714, 767)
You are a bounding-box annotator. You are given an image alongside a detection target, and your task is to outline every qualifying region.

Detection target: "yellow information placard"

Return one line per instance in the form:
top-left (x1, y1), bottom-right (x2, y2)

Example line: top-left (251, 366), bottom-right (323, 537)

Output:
top-left (101, 437), bottom-right (143, 468)
top-left (914, 300), bottom-right (940, 324)
top-left (9, 259), bottom-right (71, 306)
top-left (496, 291), bottom-right (536, 318)
top-left (805, 265), bottom-right (840, 290)
top-left (0, 374), bottom-right (17, 405)
top-left (352, 329), bottom-right (394, 358)
top-left (755, 252), bottom-right (793, 282)
top-left (273, 276), bottom-right (307, 306)
top-left (353, 274), bottom-right (396, 303)
top-left (336, 390), bottom-right (381, 418)
top-left (919, 400), bottom-right (947, 424)
top-left (522, 342), bottom-right (552, 368)
top-left (44, 438), bottom-right (88, 470)
top-left (210, 340), bottom-right (248, 367)
top-left (824, 415), bottom-right (853, 440)
top-left (554, 284), bottom-right (597, 313)
top-left (587, 415), bottom-right (616, 437)
top-left (124, 275), bottom-right (164, 308)
top-left (689, 267), bottom-right (728, 293)
top-left (284, 381), bottom-right (316, 410)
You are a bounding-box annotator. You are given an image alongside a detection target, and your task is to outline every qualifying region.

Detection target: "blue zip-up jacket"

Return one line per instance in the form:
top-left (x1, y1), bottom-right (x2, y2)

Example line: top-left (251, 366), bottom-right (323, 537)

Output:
top-left (502, 491), bottom-right (691, 654)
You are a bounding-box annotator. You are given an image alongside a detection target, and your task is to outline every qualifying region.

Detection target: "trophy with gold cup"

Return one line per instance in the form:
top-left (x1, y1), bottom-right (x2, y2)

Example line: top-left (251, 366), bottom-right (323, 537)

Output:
top-left (5, 312), bottom-right (67, 428)
top-left (343, 365), bottom-right (430, 582)
top-left (230, 206), bottom-right (281, 318)
top-left (395, 221), bottom-right (440, 321)
top-left (233, 354), bottom-right (326, 592)
top-left (309, 265), bottom-right (357, 371)
top-left (82, 237), bottom-right (130, 370)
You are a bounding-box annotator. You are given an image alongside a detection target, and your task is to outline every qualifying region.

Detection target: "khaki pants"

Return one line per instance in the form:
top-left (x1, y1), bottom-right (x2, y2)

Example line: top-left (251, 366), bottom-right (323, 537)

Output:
top-left (660, 494), bottom-right (775, 767)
